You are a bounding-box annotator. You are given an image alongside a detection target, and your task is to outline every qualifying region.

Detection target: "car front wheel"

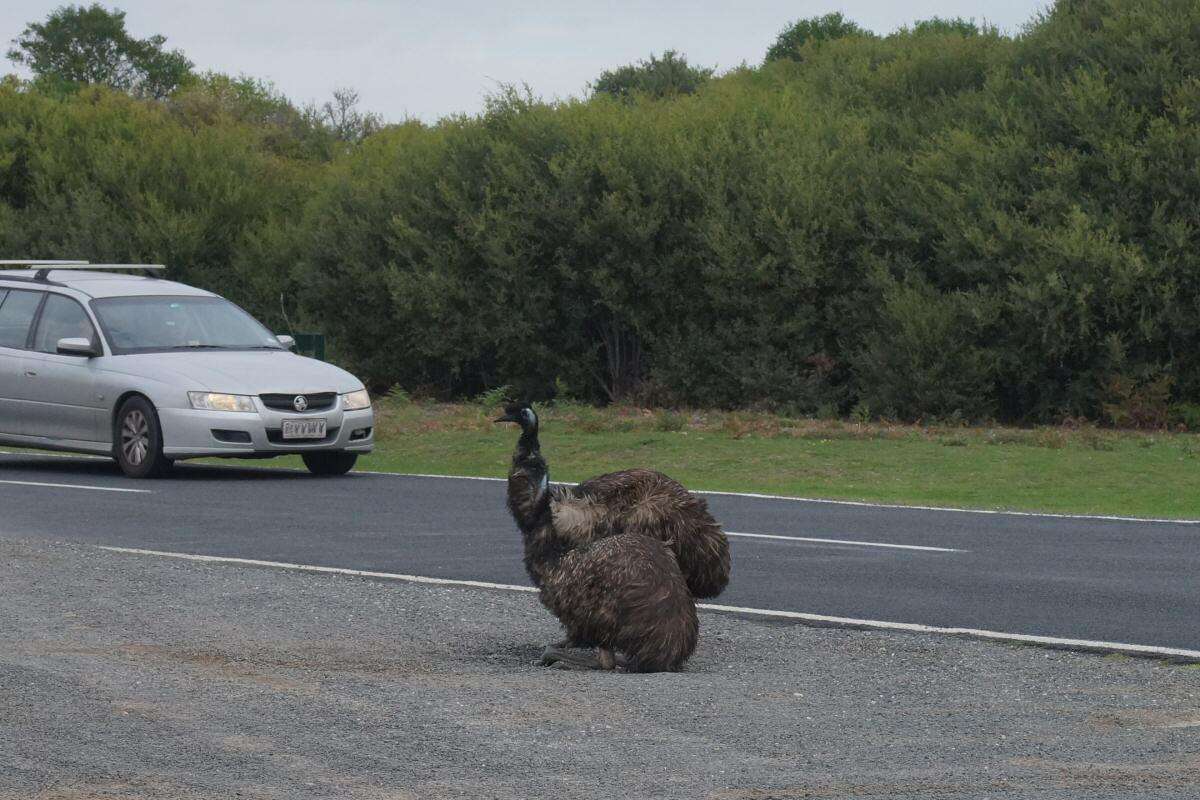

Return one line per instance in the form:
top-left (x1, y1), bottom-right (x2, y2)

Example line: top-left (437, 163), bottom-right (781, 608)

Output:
top-left (114, 397), bottom-right (171, 478)
top-left (302, 452), bottom-right (358, 476)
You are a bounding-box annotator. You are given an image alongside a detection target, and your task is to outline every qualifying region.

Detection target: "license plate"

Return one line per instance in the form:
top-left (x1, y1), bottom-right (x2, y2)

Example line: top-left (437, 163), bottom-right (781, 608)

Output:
top-left (281, 418), bottom-right (327, 440)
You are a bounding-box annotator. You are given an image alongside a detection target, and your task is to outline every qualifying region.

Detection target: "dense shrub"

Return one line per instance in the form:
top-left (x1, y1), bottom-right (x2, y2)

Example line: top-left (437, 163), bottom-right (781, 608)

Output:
top-left (592, 51), bottom-right (713, 100)
top-left (0, 80), bottom-right (314, 327)
top-left (765, 13), bottom-right (873, 63)
top-left (3, 0), bottom-right (1200, 424)
top-left (297, 20), bottom-right (1018, 411)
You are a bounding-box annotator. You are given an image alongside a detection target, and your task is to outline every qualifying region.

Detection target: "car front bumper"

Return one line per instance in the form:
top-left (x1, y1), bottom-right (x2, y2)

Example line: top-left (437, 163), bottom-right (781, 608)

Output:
top-left (158, 402), bottom-right (375, 459)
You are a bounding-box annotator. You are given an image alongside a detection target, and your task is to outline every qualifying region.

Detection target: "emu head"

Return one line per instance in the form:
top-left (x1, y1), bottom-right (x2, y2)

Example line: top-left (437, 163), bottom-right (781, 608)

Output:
top-left (494, 402), bottom-right (538, 433)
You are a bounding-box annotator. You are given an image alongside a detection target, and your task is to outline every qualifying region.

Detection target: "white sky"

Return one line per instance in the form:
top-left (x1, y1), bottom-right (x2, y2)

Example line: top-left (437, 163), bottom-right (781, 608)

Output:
top-left (2, 1), bottom-right (1050, 122)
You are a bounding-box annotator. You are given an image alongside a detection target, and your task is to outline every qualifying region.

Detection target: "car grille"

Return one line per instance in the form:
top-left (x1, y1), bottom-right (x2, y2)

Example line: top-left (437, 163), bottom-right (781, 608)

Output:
top-left (260, 392), bottom-right (337, 412)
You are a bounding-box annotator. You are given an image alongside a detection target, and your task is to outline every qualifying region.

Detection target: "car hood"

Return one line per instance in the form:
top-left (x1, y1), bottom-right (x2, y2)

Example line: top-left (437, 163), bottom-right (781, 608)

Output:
top-left (108, 351), bottom-right (365, 395)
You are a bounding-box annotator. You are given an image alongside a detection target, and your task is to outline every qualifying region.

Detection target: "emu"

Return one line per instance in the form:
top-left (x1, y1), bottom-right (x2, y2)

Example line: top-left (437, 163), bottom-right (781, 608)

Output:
top-left (552, 466), bottom-right (731, 599)
top-left (497, 403), bottom-right (698, 672)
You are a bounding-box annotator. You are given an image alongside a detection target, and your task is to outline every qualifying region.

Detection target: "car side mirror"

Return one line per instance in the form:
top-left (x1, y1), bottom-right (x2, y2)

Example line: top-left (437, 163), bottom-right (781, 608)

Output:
top-left (56, 337), bottom-right (99, 358)
top-left (276, 334), bottom-right (296, 350)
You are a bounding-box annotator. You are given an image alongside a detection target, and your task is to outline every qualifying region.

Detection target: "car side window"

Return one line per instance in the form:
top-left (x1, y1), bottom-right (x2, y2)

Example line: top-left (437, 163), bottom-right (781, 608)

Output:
top-left (0, 289), bottom-right (44, 350)
top-left (32, 294), bottom-right (97, 354)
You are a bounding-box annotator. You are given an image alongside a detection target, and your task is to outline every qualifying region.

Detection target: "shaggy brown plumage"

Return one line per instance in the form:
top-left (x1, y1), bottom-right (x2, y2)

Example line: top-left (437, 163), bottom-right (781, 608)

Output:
top-left (553, 468), bottom-right (731, 599)
top-left (499, 403), bottom-right (698, 672)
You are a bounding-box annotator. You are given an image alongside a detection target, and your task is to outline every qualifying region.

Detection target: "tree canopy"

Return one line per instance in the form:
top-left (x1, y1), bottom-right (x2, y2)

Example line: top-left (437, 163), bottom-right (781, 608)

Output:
top-left (908, 17), bottom-right (981, 37)
top-left (6, 3), bottom-right (192, 98)
top-left (764, 12), bottom-right (871, 62)
top-left (592, 51), bottom-right (714, 100)
top-left (3, 0), bottom-right (1199, 425)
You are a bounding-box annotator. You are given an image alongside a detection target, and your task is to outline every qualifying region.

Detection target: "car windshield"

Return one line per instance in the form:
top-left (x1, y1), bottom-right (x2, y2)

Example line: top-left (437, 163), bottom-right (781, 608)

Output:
top-left (92, 295), bottom-right (283, 354)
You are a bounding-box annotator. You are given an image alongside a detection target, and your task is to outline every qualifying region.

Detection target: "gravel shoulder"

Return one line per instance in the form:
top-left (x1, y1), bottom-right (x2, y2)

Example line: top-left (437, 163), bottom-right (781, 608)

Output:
top-left (2, 538), bottom-right (1199, 800)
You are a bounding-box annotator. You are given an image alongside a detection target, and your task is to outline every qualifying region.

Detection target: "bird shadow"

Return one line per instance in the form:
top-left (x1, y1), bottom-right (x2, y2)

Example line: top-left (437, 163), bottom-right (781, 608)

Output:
top-left (459, 639), bottom-right (545, 668)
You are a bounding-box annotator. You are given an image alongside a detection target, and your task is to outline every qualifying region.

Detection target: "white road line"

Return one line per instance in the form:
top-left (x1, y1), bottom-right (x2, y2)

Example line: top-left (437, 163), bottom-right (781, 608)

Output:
top-left (98, 546), bottom-right (539, 592)
top-left (5, 449), bottom-right (1196, 525)
top-left (698, 603), bottom-right (1200, 663)
top-left (0, 479), bottom-right (149, 494)
top-left (725, 531), bottom-right (963, 553)
top-left (696, 489), bottom-right (1200, 525)
top-left (355, 471), bottom-right (1200, 526)
top-left (99, 545), bottom-right (1200, 663)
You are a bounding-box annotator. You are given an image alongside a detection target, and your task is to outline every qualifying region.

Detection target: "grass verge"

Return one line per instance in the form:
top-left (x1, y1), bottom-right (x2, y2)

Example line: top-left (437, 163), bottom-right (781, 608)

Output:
top-left (322, 399), bottom-right (1200, 520)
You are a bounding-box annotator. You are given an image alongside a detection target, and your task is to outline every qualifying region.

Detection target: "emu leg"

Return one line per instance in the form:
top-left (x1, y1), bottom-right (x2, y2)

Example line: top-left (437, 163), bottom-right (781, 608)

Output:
top-left (552, 636), bottom-right (597, 649)
top-left (539, 647), bottom-right (602, 670)
top-left (597, 648), bottom-right (616, 671)
top-left (601, 649), bottom-right (634, 671)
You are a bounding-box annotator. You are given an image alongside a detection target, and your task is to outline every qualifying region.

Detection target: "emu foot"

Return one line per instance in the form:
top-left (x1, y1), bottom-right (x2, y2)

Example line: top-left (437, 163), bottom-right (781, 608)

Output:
top-left (539, 647), bottom-right (602, 670)
top-left (554, 637), bottom-right (596, 649)
top-left (539, 646), bottom-right (627, 671)
top-left (595, 648), bottom-right (633, 671)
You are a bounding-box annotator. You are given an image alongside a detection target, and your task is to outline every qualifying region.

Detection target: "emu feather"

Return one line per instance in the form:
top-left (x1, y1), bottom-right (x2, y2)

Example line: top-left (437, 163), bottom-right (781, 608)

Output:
top-left (553, 468), bottom-right (731, 599)
top-left (497, 403), bottom-right (698, 672)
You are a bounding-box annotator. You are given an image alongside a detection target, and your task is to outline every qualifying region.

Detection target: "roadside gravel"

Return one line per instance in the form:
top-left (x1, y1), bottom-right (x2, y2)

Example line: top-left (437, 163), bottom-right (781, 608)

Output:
top-left (2, 538), bottom-right (1198, 800)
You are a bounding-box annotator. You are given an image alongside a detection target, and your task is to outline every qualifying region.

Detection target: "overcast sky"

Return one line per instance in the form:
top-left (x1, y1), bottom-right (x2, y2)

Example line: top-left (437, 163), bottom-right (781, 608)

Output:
top-left (3, 1), bottom-right (1049, 122)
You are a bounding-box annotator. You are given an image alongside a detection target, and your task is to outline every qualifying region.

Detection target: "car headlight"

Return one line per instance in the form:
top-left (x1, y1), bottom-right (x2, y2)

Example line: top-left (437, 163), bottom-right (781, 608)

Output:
top-left (188, 392), bottom-right (256, 413)
top-left (341, 389), bottom-right (371, 410)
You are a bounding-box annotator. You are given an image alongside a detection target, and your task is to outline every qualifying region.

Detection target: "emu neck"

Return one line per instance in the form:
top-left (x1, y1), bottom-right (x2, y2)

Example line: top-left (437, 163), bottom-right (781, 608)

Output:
top-left (518, 424), bottom-right (540, 457)
top-left (506, 421), bottom-right (569, 587)
top-left (508, 423), bottom-right (550, 531)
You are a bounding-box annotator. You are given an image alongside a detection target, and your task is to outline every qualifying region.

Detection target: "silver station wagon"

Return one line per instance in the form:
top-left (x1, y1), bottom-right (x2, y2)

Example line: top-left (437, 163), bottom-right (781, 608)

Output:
top-left (0, 262), bottom-right (374, 478)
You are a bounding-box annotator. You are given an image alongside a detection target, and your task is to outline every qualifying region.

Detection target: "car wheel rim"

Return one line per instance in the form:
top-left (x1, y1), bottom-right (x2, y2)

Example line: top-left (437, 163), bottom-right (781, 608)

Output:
top-left (121, 410), bottom-right (149, 466)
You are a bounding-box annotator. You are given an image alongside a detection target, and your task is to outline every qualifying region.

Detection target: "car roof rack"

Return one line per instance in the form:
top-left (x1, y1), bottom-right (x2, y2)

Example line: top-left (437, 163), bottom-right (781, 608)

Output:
top-left (29, 263), bottom-right (166, 281)
top-left (0, 260), bottom-right (91, 286)
top-left (0, 259), bottom-right (91, 266)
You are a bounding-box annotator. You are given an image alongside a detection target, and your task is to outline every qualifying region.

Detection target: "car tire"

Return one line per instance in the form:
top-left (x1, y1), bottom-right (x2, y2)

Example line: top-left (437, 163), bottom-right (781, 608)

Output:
top-left (114, 396), bottom-right (170, 478)
top-left (302, 452), bottom-right (358, 476)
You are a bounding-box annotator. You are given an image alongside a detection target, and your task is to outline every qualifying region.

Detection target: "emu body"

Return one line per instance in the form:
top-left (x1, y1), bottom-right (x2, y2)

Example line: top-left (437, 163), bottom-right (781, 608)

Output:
top-left (499, 404), bottom-right (698, 672)
top-left (553, 468), bottom-right (731, 599)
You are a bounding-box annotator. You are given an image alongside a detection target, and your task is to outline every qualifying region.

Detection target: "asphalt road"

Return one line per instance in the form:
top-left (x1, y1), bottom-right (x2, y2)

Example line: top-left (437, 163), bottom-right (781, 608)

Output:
top-left (1, 451), bottom-right (1199, 652)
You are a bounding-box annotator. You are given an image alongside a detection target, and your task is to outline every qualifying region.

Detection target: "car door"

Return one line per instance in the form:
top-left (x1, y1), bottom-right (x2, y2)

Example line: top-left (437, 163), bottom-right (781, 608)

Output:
top-left (20, 292), bottom-right (107, 443)
top-left (0, 288), bottom-right (45, 436)
top-left (0, 288), bottom-right (14, 434)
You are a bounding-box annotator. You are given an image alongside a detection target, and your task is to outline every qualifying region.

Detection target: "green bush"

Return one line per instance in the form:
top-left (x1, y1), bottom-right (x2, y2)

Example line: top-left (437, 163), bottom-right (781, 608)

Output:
top-left (4, 0), bottom-right (1200, 425)
top-left (592, 51), bottom-right (713, 100)
top-left (765, 13), bottom-right (873, 63)
top-left (0, 81), bottom-right (313, 328)
top-left (1170, 403), bottom-right (1200, 432)
top-left (852, 280), bottom-right (999, 420)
